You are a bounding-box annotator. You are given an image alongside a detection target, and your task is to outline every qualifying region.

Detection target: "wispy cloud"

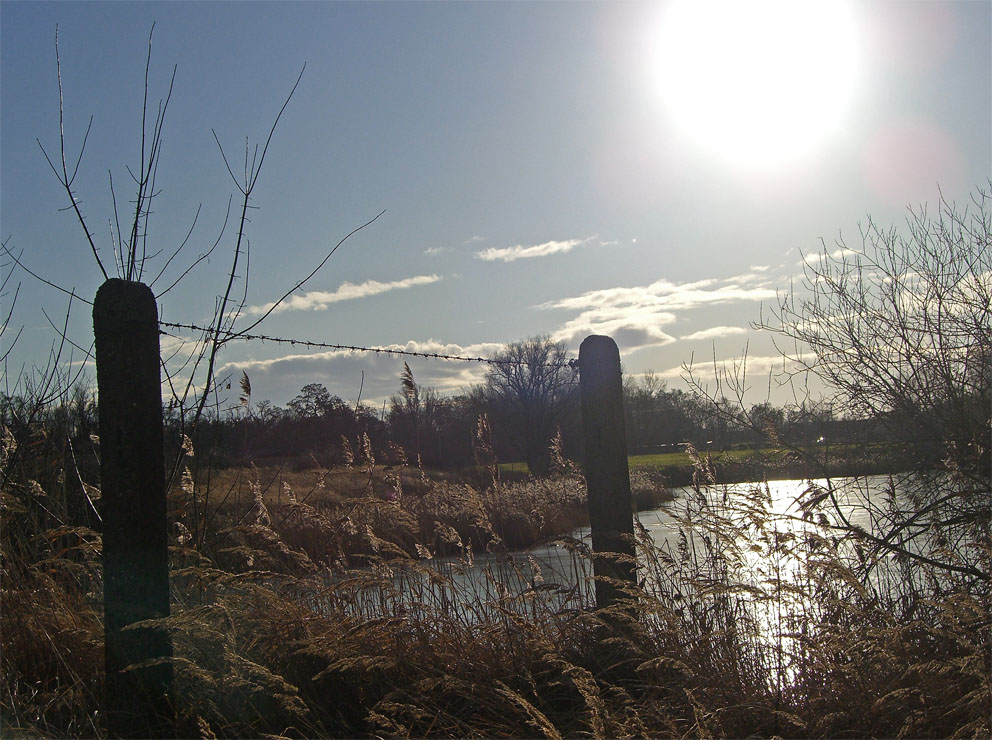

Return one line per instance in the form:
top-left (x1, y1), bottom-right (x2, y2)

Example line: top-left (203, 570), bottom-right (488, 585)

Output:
top-left (657, 352), bottom-right (811, 383)
top-left (244, 274), bottom-right (443, 315)
top-left (803, 247), bottom-right (856, 265)
top-left (476, 238), bottom-right (589, 263)
top-left (425, 235), bottom-right (486, 257)
top-left (679, 326), bottom-right (748, 341)
top-left (541, 273), bottom-right (776, 349)
top-left (546, 278), bottom-right (775, 313)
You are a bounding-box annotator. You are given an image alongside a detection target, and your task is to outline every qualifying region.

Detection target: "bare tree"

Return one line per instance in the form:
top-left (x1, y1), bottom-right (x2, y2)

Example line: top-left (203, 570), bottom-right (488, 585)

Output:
top-left (755, 185), bottom-right (991, 583)
top-left (8, 25), bottom-right (384, 549)
top-left (766, 187), bottom-right (990, 478)
top-left (481, 336), bottom-right (577, 476)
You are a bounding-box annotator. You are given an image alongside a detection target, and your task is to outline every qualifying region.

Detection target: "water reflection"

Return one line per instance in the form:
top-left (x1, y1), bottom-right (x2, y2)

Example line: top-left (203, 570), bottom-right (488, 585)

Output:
top-left (323, 475), bottom-right (969, 636)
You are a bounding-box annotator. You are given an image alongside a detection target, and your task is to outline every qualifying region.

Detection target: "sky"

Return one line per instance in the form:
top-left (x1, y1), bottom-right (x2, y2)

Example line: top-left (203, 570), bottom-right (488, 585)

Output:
top-left (2, 1), bottom-right (990, 413)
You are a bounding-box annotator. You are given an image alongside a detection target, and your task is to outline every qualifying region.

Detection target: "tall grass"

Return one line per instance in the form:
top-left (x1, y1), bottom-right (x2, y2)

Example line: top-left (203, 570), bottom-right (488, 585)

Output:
top-left (2, 417), bottom-right (988, 738)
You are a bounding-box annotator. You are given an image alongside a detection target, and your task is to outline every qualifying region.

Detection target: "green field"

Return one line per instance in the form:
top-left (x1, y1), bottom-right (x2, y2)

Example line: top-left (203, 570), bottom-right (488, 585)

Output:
top-left (499, 447), bottom-right (782, 475)
top-left (499, 444), bottom-right (894, 481)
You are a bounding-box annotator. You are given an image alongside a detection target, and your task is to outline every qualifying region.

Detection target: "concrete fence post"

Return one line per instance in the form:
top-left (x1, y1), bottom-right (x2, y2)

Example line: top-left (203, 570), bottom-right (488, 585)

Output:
top-left (93, 279), bottom-right (172, 736)
top-left (578, 335), bottom-right (637, 609)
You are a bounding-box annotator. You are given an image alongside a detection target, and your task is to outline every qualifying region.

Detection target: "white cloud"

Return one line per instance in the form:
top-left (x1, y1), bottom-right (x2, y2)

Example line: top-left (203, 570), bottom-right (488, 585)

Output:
top-left (424, 246), bottom-right (449, 257)
top-left (657, 352), bottom-right (810, 382)
top-left (679, 326), bottom-right (748, 341)
top-left (803, 247), bottom-right (856, 265)
top-left (543, 277), bottom-right (775, 313)
top-left (243, 274), bottom-right (443, 315)
top-left (476, 238), bottom-right (588, 263)
top-left (540, 272), bottom-right (776, 351)
top-left (551, 309), bottom-right (678, 349)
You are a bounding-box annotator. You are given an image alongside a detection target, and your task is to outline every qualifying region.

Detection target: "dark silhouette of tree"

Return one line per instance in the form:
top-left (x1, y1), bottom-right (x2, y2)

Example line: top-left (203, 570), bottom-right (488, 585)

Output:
top-left (623, 373), bottom-right (703, 450)
top-left (481, 336), bottom-right (577, 476)
top-left (388, 364), bottom-right (475, 468)
top-left (757, 186), bottom-right (991, 582)
top-left (287, 383), bottom-right (333, 418)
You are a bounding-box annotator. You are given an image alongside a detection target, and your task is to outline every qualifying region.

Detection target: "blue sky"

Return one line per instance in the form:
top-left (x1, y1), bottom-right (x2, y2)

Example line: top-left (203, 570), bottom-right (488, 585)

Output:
top-left (2, 1), bottom-right (990, 411)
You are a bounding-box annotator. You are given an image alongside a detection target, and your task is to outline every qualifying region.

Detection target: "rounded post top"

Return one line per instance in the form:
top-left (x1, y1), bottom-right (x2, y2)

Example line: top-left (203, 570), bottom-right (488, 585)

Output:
top-left (94, 279), bottom-right (158, 323)
top-left (579, 335), bottom-right (620, 364)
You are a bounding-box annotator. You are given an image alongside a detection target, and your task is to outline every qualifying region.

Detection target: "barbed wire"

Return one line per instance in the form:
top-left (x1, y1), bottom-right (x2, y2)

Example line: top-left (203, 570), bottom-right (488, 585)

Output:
top-left (159, 320), bottom-right (579, 369)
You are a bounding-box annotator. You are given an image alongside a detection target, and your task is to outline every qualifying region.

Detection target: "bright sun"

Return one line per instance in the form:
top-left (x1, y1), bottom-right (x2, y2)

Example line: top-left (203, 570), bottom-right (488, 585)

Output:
top-left (650, 0), bottom-right (862, 169)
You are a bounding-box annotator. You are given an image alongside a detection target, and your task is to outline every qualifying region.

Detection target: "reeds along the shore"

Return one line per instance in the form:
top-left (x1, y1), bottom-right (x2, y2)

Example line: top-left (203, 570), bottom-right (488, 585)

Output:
top-left (2, 432), bottom-right (988, 739)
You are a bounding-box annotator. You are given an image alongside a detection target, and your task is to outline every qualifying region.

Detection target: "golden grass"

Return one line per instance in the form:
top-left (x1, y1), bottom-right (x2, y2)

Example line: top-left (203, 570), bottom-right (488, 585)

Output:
top-left (3, 437), bottom-right (989, 739)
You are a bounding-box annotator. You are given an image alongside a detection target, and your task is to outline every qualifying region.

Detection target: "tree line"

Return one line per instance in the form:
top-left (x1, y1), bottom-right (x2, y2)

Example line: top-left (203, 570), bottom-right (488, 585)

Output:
top-left (139, 341), bottom-right (872, 477)
top-left (0, 332), bottom-right (922, 484)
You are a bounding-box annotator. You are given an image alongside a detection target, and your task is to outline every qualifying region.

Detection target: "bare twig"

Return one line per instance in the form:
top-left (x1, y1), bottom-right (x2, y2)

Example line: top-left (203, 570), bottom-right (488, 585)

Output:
top-left (155, 196), bottom-right (232, 298)
top-left (41, 307), bottom-right (95, 362)
top-left (148, 204), bottom-right (202, 289)
top-left (0, 244), bottom-right (93, 305)
top-left (36, 26), bottom-right (108, 280)
top-left (213, 65), bottom-right (306, 195)
top-left (187, 66), bottom-right (306, 434)
top-left (125, 25), bottom-right (177, 281)
top-left (228, 208), bottom-right (386, 339)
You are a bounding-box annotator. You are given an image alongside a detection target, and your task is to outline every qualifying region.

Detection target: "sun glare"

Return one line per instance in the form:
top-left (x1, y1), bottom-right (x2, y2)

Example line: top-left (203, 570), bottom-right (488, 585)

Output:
top-left (650, 0), bottom-right (862, 170)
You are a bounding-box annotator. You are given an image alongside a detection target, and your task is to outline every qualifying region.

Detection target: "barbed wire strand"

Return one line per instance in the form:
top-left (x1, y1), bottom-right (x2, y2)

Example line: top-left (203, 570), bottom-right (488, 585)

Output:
top-left (159, 320), bottom-right (579, 369)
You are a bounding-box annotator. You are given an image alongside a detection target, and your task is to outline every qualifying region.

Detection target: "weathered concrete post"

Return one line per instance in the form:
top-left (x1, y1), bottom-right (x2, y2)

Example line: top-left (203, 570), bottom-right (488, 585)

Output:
top-left (93, 279), bottom-right (172, 736)
top-left (579, 335), bottom-right (637, 609)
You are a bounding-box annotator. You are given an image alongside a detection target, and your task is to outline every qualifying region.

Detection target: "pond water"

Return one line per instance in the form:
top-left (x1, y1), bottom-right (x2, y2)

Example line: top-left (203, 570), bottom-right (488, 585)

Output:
top-left (323, 474), bottom-right (951, 626)
top-left (295, 471), bottom-right (985, 692)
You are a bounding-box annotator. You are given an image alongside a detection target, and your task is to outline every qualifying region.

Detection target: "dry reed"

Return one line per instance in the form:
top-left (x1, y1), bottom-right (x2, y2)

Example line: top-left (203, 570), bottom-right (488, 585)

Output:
top-left (2, 425), bottom-right (988, 738)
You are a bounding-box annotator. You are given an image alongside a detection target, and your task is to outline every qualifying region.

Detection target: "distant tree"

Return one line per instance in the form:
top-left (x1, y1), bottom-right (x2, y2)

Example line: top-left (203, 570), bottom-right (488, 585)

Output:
top-left (481, 336), bottom-right (577, 476)
top-left (288, 383), bottom-right (333, 418)
top-left (388, 363), bottom-right (473, 468)
top-left (623, 372), bottom-right (703, 451)
top-left (746, 402), bottom-right (785, 446)
top-left (254, 399), bottom-right (285, 425)
top-left (783, 401), bottom-right (835, 446)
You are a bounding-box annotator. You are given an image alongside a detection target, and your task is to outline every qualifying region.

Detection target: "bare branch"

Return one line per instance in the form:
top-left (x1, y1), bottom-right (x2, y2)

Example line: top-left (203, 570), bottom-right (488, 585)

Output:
top-left (155, 196), bottom-right (232, 298)
top-left (148, 203), bottom-right (202, 288)
top-left (228, 208), bottom-right (386, 339)
top-left (36, 25), bottom-right (109, 280)
top-left (41, 306), bottom-right (94, 362)
top-left (0, 243), bottom-right (93, 305)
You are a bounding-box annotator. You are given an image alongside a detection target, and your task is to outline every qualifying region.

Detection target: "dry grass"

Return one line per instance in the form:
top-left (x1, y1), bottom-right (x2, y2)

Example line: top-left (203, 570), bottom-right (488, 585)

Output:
top-left (184, 456), bottom-right (596, 569)
top-left (3, 430), bottom-right (989, 739)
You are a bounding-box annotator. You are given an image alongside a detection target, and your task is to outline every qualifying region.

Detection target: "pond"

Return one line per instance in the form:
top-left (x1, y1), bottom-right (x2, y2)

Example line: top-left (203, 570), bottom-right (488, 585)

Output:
top-left (316, 473), bottom-right (962, 630)
top-left (285, 468), bottom-right (988, 704)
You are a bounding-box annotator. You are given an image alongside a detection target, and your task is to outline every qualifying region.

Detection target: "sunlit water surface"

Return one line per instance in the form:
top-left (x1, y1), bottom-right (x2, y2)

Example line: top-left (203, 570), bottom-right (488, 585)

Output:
top-left (309, 474), bottom-right (976, 680)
